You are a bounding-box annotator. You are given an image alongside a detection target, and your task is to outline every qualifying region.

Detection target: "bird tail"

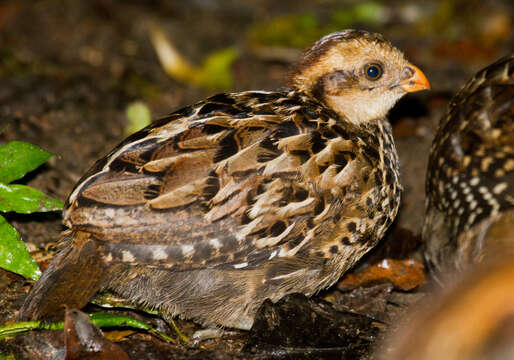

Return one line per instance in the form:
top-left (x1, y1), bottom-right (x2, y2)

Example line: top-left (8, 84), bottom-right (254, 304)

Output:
top-left (19, 231), bottom-right (106, 321)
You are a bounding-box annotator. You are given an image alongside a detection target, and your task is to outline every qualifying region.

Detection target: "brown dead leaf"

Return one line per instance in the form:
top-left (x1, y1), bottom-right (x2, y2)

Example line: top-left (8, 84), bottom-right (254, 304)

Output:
top-left (103, 329), bottom-right (136, 342)
top-left (338, 258), bottom-right (426, 291)
top-left (64, 308), bottom-right (130, 360)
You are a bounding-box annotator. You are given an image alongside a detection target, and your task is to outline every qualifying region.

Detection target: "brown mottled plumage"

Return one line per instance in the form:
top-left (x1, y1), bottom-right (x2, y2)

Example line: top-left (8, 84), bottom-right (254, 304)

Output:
top-left (20, 30), bottom-right (429, 329)
top-left (423, 55), bottom-right (514, 281)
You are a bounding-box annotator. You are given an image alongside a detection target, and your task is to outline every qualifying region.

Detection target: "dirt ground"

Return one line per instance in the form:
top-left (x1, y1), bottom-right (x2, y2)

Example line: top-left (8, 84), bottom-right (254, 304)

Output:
top-left (0, 1), bottom-right (512, 359)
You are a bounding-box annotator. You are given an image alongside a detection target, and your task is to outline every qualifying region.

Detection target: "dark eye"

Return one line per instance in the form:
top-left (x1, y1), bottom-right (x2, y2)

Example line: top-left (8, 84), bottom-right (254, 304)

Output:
top-left (363, 63), bottom-right (383, 81)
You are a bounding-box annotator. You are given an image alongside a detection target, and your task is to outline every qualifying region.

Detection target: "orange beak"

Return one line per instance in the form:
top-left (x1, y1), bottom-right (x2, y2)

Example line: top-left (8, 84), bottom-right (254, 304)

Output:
top-left (399, 64), bottom-right (430, 93)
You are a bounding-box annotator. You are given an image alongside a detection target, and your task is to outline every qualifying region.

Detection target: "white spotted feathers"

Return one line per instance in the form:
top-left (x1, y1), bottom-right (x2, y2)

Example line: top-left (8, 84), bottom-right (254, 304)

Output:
top-left (423, 54), bottom-right (514, 279)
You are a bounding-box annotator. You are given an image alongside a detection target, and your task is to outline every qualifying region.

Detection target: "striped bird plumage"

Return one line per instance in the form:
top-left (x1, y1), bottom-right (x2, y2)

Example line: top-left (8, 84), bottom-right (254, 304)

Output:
top-left (20, 30), bottom-right (429, 329)
top-left (65, 90), bottom-right (400, 272)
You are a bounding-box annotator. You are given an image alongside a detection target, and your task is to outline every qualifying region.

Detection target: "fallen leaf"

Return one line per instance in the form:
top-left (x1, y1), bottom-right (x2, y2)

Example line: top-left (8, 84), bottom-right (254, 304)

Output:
top-left (64, 309), bottom-right (130, 360)
top-left (338, 258), bottom-right (426, 291)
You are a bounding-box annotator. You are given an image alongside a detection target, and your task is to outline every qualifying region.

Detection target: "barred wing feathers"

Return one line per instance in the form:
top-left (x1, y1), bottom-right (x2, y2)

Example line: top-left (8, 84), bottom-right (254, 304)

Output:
top-left (64, 91), bottom-right (394, 271)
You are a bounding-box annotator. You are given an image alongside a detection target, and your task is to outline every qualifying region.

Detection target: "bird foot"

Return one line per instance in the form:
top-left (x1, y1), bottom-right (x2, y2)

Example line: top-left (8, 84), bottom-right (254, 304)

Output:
top-left (191, 328), bottom-right (241, 343)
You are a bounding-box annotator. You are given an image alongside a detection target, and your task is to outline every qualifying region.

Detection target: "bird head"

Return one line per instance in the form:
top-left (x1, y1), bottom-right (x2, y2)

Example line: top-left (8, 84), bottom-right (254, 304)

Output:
top-left (290, 30), bottom-right (430, 124)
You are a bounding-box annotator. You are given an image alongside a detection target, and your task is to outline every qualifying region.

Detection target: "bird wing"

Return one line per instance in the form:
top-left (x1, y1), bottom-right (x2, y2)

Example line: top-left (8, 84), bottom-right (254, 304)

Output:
top-left (64, 91), bottom-right (376, 271)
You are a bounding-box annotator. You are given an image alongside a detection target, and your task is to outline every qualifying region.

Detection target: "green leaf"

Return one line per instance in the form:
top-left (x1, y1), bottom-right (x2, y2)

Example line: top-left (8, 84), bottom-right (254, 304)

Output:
top-left (91, 292), bottom-right (188, 342)
top-left (248, 13), bottom-right (322, 49)
top-left (0, 184), bottom-right (63, 214)
top-left (0, 215), bottom-right (41, 280)
top-left (0, 312), bottom-right (176, 342)
top-left (0, 352), bottom-right (16, 360)
top-left (196, 47), bottom-right (239, 90)
top-left (88, 313), bottom-right (176, 342)
top-left (332, 2), bottom-right (385, 28)
top-left (0, 141), bottom-right (52, 184)
top-left (149, 25), bottom-right (237, 91)
top-left (125, 101), bottom-right (152, 136)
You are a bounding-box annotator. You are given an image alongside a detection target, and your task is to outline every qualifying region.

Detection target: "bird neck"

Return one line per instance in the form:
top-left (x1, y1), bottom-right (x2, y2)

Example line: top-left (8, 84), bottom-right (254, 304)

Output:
top-left (292, 86), bottom-right (397, 125)
top-left (322, 92), bottom-right (392, 125)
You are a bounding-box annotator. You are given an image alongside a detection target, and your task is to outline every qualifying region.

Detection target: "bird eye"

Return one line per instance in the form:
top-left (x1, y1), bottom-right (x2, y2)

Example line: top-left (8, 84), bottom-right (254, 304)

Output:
top-left (363, 63), bottom-right (383, 81)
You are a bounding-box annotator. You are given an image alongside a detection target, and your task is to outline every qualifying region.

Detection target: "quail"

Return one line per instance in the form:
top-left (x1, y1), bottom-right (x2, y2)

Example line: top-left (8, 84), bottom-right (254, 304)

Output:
top-left (423, 55), bottom-right (514, 281)
top-left (20, 30), bottom-right (429, 329)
